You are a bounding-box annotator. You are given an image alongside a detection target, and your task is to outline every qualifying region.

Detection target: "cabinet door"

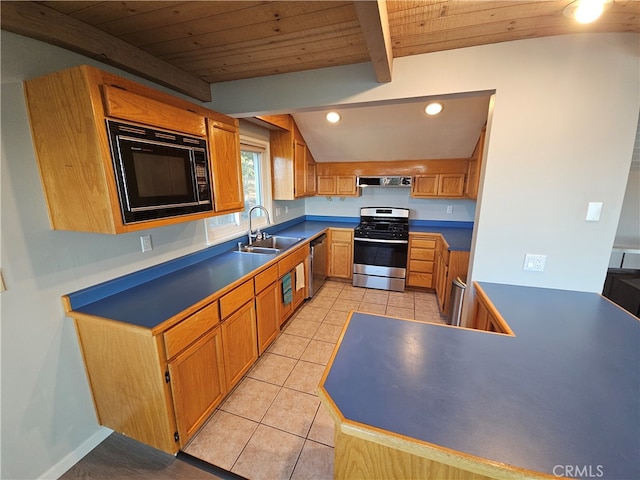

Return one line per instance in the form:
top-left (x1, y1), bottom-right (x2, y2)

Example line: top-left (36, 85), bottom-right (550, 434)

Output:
top-left (306, 150), bottom-right (317, 196)
top-left (208, 120), bottom-right (244, 212)
top-left (328, 229), bottom-right (354, 279)
top-left (168, 327), bottom-right (225, 446)
top-left (336, 175), bottom-right (357, 196)
top-left (317, 176), bottom-right (337, 195)
top-left (255, 282), bottom-right (280, 355)
top-left (221, 301), bottom-right (258, 390)
top-left (279, 276), bottom-right (294, 326)
top-left (439, 173), bottom-right (465, 197)
top-left (294, 139), bottom-right (307, 198)
top-left (435, 251), bottom-right (448, 311)
top-left (103, 85), bottom-right (206, 137)
top-left (412, 175), bottom-right (439, 197)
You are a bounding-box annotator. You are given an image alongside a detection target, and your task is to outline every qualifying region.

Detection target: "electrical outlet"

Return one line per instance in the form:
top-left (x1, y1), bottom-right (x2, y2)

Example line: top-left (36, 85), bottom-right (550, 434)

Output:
top-left (285, 206), bottom-right (289, 214)
top-left (275, 207), bottom-right (282, 217)
top-left (446, 205), bottom-right (454, 214)
top-left (523, 254), bottom-right (546, 272)
top-left (140, 235), bottom-right (153, 253)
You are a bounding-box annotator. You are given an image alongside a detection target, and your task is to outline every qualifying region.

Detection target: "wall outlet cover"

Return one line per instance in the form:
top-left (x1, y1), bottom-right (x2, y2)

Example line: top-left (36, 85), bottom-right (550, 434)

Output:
top-left (523, 254), bottom-right (546, 272)
top-left (140, 235), bottom-right (153, 253)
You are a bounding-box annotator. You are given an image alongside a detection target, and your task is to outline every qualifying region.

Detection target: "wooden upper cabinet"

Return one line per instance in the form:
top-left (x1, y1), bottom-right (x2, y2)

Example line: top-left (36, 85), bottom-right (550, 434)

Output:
top-left (265, 114), bottom-right (315, 200)
top-left (466, 127), bottom-right (486, 199)
top-left (23, 65), bottom-right (239, 234)
top-left (317, 174), bottom-right (358, 196)
top-left (208, 119), bottom-right (244, 213)
top-left (412, 173), bottom-right (465, 198)
top-left (102, 85), bottom-right (206, 137)
top-left (411, 175), bottom-right (439, 197)
top-left (306, 148), bottom-right (317, 196)
top-left (294, 139), bottom-right (307, 197)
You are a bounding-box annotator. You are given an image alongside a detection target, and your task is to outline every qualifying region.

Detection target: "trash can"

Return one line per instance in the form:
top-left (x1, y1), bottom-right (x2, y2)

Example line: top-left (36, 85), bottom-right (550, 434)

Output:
top-left (447, 276), bottom-right (466, 326)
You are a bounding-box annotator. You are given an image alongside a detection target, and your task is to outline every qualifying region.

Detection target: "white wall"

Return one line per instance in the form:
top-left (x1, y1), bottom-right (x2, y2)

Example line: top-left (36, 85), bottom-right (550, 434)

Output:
top-left (0, 32), bottom-right (220, 480)
top-left (212, 33), bottom-right (640, 293)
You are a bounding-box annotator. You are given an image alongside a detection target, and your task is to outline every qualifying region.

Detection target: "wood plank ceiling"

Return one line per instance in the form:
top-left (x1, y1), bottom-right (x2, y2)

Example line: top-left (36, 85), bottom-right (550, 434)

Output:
top-left (2, 1), bottom-right (639, 101)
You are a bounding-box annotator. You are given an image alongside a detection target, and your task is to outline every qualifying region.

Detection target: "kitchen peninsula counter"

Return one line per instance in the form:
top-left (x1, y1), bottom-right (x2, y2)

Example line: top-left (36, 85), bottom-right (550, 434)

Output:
top-left (320, 282), bottom-right (639, 480)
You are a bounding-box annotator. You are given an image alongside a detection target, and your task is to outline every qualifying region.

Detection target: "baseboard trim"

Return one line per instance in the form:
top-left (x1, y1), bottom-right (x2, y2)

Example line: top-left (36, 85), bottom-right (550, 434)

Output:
top-left (39, 426), bottom-right (112, 480)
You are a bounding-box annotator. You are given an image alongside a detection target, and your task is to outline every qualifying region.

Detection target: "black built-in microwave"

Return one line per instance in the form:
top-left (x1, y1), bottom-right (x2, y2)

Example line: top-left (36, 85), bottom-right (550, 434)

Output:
top-left (106, 120), bottom-right (213, 224)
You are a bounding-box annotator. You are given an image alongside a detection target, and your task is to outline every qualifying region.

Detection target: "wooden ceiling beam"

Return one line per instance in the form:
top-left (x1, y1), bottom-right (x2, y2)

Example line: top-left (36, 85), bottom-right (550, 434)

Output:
top-left (354, 0), bottom-right (393, 83)
top-left (1, 1), bottom-right (212, 102)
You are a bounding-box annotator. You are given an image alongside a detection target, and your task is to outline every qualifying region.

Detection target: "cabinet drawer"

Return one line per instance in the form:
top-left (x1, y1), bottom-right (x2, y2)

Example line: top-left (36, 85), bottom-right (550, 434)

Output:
top-left (103, 85), bottom-right (206, 137)
top-left (411, 249), bottom-right (435, 261)
top-left (164, 301), bottom-right (219, 360)
top-left (220, 280), bottom-right (254, 319)
top-left (278, 244), bottom-right (310, 277)
top-left (409, 260), bottom-right (434, 273)
top-left (254, 264), bottom-right (278, 294)
top-left (331, 229), bottom-right (353, 244)
top-left (412, 238), bottom-right (437, 249)
top-left (407, 273), bottom-right (433, 288)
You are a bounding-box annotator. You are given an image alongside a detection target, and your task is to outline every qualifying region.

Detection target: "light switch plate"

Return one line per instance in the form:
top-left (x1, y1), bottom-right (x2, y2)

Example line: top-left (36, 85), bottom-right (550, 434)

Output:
top-left (585, 202), bottom-right (603, 222)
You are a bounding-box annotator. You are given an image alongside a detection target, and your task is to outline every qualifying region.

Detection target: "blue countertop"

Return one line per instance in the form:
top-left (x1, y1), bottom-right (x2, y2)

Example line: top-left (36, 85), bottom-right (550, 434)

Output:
top-left (322, 282), bottom-right (639, 479)
top-left (66, 217), bottom-right (472, 330)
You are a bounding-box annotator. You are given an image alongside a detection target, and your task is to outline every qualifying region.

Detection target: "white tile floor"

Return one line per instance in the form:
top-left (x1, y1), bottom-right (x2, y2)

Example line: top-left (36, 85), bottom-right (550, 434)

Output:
top-left (184, 280), bottom-right (446, 480)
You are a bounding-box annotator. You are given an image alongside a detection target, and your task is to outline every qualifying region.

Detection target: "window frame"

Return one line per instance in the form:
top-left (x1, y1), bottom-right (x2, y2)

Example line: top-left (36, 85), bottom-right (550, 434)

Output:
top-left (204, 135), bottom-right (272, 245)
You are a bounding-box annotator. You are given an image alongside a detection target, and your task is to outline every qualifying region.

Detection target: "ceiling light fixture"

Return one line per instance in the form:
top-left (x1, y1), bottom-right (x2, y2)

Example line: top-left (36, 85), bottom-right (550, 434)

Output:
top-left (326, 111), bottom-right (341, 123)
top-left (563, 0), bottom-right (612, 24)
top-left (425, 102), bottom-right (444, 116)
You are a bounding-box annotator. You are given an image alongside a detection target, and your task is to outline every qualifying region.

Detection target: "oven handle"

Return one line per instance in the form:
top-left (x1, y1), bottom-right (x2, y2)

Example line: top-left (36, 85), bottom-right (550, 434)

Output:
top-left (354, 237), bottom-right (408, 244)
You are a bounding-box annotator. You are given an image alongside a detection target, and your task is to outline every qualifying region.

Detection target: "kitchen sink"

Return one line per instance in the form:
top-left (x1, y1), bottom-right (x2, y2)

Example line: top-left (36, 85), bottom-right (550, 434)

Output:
top-left (235, 235), bottom-right (304, 255)
top-left (252, 236), bottom-right (304, 250)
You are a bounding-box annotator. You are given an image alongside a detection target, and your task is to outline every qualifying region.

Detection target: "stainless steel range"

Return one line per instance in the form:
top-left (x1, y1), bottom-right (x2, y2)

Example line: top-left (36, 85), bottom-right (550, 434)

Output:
top-left (353, 207), bottom-right (410, 292)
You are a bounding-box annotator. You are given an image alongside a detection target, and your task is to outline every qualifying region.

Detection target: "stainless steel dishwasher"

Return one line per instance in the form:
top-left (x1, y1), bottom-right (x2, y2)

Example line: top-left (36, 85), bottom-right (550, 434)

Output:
top-left (309, 234), bottom-right (328, 297)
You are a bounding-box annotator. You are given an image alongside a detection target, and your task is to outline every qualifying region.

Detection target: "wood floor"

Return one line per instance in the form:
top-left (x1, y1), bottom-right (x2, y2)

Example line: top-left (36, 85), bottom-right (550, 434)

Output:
top-left (59, 432), bottom-right (239, 480)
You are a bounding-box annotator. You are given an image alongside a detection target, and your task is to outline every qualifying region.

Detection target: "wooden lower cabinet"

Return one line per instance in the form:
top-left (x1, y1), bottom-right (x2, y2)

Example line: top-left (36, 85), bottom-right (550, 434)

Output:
top-left (221, 300), bottom-right (258, 390)
top-left (407, 234), bottom-right (437, 288)
top-left (255, 281), bottom-right (280, 354)
top-left (472, 284), bottom-right (513, 335)
top-left (279, 265), bottom-right (307, 326)
top-left (328, 228), bottom-right (353, 279)
top-left (167, 326), bottom-right (225, 443)
top-left (434, 236), bottom-right (469, 318)
top-left (277, 244), bottom-right (310, 325)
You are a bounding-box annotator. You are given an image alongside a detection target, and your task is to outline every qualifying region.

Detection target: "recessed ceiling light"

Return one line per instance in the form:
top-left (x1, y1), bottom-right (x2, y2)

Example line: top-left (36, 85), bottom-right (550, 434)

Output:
top-left (326, 111), bottom-right (341, 123)
top-left (563, 0), bottom-right (611, 24)
top-left (425, 102), bottom-right (444, 116)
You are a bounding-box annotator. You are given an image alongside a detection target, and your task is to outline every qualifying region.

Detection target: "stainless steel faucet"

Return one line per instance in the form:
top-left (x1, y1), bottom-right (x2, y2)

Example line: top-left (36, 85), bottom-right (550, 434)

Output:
top-left (247, 205), bottom-right (271, 245)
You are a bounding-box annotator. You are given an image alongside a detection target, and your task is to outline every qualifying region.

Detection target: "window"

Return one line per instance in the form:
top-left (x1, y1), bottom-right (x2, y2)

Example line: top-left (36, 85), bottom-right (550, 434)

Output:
top-left (205, 136), bottom-right (271, 244)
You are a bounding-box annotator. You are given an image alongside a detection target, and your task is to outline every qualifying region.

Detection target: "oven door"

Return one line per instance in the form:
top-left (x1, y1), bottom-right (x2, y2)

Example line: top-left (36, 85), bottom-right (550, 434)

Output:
top-left (353, 238), bottom-right (408, 277)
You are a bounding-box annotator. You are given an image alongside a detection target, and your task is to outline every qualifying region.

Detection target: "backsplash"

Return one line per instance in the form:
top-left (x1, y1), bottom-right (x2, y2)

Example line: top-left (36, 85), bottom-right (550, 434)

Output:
top-left (305, 187), bottom-right (476, 222)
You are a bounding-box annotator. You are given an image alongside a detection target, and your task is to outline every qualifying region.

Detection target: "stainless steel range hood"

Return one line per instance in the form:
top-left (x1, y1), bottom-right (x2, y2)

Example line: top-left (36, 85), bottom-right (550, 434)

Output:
top-left (357, 176), bottom-right (412, 188)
